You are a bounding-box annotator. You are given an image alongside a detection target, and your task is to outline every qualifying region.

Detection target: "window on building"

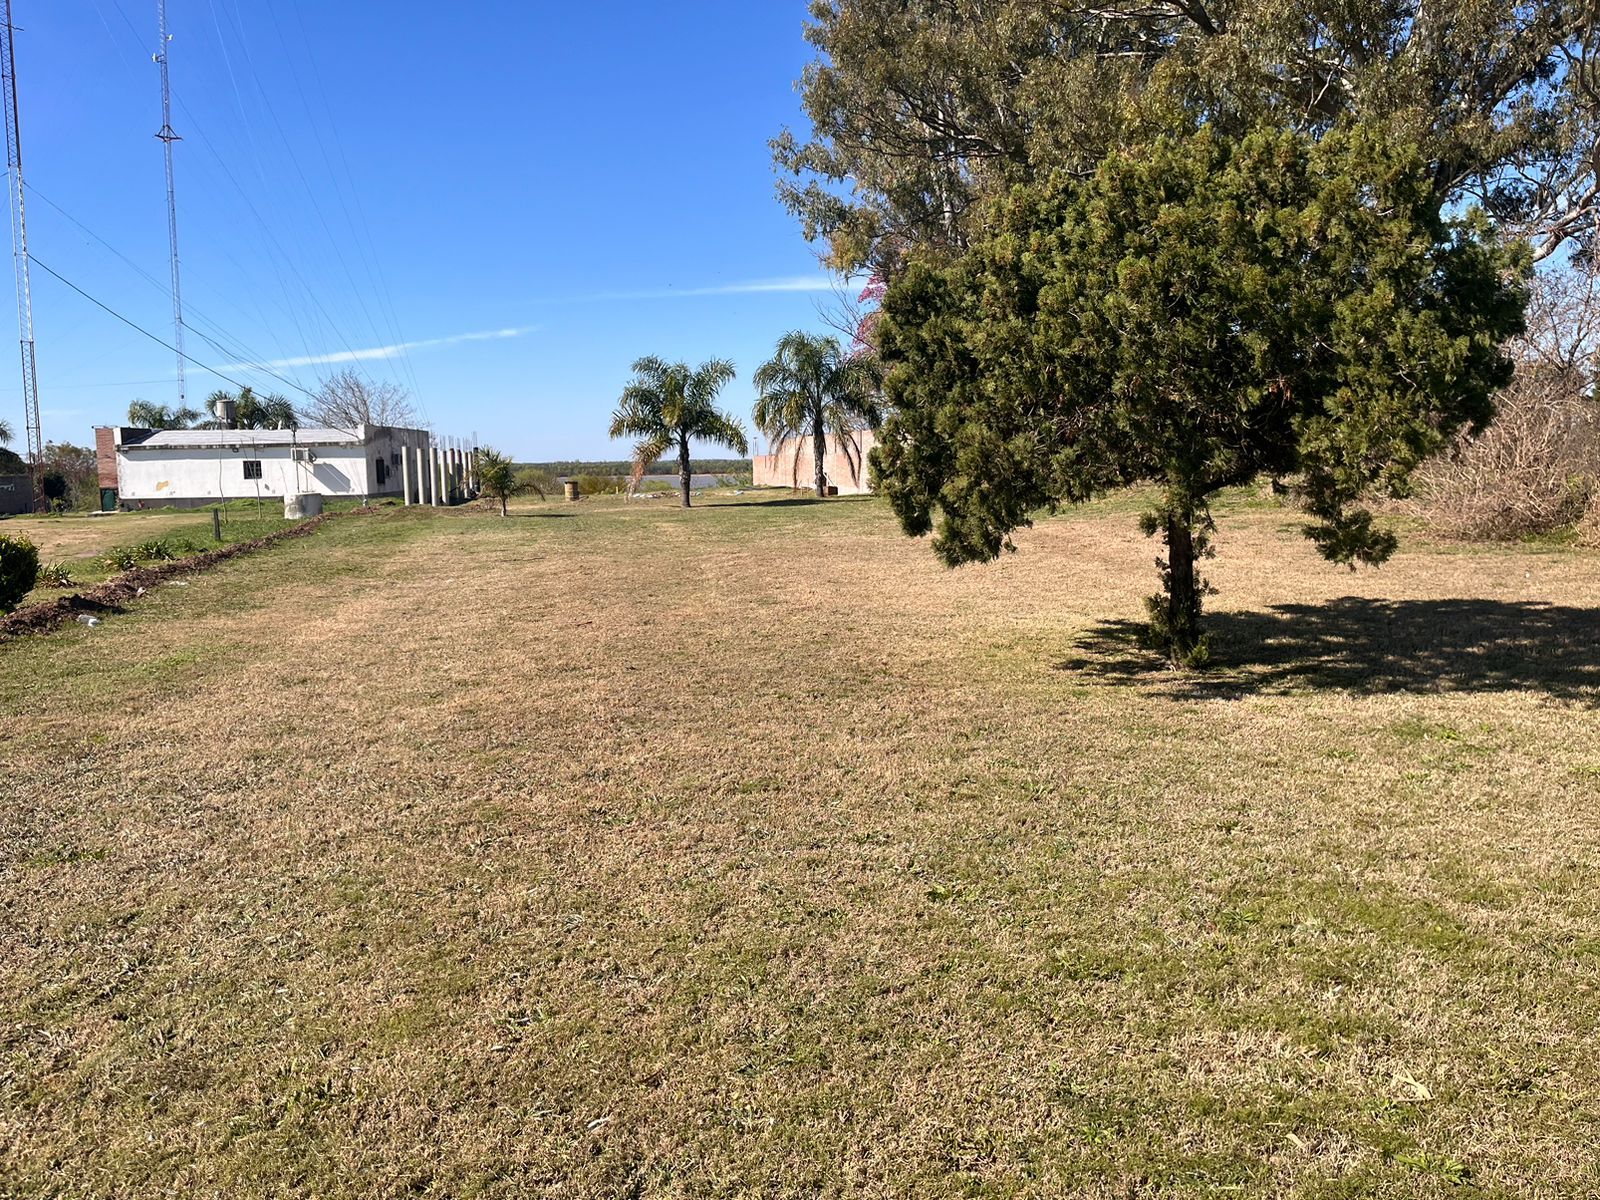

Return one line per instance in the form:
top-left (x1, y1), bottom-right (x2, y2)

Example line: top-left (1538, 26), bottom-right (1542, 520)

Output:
top-left (374, 457), bottom-right (388, 485)
top-left (243, 460), bottom-right (263, 480)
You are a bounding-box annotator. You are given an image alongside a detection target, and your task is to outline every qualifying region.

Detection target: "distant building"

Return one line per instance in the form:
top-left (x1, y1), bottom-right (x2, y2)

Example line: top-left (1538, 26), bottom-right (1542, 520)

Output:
top-left (0, 473), bottom-right (32, 515)
top-left (752, 429), bottom-right (878, 495)
top-left (106, 423), bottom-right (428, 509)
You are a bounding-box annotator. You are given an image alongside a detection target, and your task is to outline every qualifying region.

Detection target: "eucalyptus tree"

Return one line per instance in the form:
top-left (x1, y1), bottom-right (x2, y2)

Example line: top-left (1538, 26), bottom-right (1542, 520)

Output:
top-left (608, 356), bottom-right (749, 507)
top-left (126, 399), bottom-right (201, 429)
top-left (752, 331), bottom-right (882, 497)
top-left (777, 0), bottom-right (1600, 271)
top-left (871, 127), bottom-right (1527, 664)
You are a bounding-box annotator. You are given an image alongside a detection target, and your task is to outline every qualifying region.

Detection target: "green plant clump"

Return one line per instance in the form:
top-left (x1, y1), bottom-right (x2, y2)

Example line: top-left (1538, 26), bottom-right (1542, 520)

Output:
top-left (38, 563), bottom-right (74, 588)
top-left (0, 532), bottom-right (40, 612)
top-left (105, 535), bottom-right (207, 572)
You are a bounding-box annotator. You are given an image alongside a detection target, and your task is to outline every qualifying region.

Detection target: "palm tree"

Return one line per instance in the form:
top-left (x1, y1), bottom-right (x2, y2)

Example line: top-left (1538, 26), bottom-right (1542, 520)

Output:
top-left (204, 387), bottom-right (299, 430)
top-left (127, 399), bottom-right (201, 429)
top-left (752, 331), bottom-right (882, 498)
top-left (0, 417), bottom-right (11, 444)
top-left (609, 356), bottom-right (748, 507)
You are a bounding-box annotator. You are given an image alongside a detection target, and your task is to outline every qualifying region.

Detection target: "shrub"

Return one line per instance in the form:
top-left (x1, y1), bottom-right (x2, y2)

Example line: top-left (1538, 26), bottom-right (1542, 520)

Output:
top-left (104, 546), bottom-right (140, 571)
top-left (1407, 268), bottom-right (1600, 541)
top-left (514, 466), bottom-right (558, 498)
top-left (1405, 373), bottom-right (1600, 539)
top-left (38, 563), bottom-right (74, 587)
top-left (106, 535), bottom-right (206, 570)
top-left (573, 473), bottom-right (627, 496)
top-left (0, 533), bottom-right (40, 611)
top-left (135, 538), bottom-right (178, 561)
top-left (1580, 496), bottom-right (1600, 549)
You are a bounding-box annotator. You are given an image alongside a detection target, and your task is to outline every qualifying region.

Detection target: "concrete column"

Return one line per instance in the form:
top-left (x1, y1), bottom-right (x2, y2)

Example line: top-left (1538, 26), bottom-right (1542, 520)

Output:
top-left (401, 445), bottom-right (412, 506)
top-left (417, 445), bottom-right (429, 505)
top-left (435, 446), bottom-right (445, 506)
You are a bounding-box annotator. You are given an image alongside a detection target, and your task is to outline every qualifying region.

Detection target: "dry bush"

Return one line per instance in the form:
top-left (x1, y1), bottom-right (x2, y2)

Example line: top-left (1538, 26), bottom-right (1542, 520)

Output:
top-left (1408, 266), bottom-right (1600, 540)
top-left (1579, 493), bottom-right (1600, 547)
top-left (1409, 370), bottom-right (1600, 538)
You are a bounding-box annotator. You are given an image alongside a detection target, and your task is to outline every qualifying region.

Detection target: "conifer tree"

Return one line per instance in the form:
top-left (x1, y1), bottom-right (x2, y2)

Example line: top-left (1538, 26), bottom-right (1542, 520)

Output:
top-left (870, 127), bottom-right (1528, 664)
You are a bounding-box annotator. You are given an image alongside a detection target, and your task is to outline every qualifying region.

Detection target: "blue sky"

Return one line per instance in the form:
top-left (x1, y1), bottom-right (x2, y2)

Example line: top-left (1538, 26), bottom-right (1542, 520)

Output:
top-left (5, 1), bottom-right (838, 458)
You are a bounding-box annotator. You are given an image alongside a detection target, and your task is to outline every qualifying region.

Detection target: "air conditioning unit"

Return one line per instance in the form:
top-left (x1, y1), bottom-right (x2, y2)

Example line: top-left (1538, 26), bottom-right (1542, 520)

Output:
top-left (291, 447), bottom-right (317, 463)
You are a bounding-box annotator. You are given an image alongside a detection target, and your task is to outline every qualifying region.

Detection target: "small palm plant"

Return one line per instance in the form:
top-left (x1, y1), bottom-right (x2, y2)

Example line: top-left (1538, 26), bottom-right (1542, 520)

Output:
top-left (609, 356), bottom-right (749, 507)
top-left (476, 447), bottom-right (537, 517)
top-left (752, 331), bottom-right (882, 497)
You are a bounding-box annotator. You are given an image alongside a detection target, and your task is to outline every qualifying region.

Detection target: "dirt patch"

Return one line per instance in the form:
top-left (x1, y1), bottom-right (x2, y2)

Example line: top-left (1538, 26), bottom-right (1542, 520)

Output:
top-left (0, 512), bottom-right (335, 643)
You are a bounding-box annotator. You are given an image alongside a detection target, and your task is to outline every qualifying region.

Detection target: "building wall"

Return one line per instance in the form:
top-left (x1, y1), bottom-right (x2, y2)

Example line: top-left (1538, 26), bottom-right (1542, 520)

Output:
top-left (95, 427), bottom-right (119, 489)
top-left (116, 443), bottom-right (367, 505)
top-left (365, 426), bottom-right (430, 497)
top-left (114, 424), bottom-right (432, 506)
top-left (752, 430), bottom-right (878, 495)
top-left (0, 475), bottom-right (32, 516)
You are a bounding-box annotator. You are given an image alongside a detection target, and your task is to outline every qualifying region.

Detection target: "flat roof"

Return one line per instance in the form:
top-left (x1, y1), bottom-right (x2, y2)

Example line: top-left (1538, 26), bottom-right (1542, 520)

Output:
top-left (121, 428), bottom-right (366, 450)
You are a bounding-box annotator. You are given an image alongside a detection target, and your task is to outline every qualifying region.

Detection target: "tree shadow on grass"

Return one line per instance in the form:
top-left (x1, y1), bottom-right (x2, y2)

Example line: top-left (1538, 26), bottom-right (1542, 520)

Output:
top-left (1057, 598), bottom-right (1600, 704)
top-left (712, 496), bottom-right (837, 509)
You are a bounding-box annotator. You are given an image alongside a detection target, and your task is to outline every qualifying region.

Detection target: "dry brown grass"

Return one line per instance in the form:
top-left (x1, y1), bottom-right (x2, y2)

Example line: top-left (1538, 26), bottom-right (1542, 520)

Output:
top-left (1, 494), bottom-right (1598, 1198)
top-left (2, 509), bottom-right (221, 562)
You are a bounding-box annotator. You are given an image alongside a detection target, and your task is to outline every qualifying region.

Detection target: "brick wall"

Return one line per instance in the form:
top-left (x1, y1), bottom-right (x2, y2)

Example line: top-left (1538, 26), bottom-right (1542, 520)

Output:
top-left (95, 427), bottom-right (118, 488)
top-left (752, 430), bottom-right (877, 495)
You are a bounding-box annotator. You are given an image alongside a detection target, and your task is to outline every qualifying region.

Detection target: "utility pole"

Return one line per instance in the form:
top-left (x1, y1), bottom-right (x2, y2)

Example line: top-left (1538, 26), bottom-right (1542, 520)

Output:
top-left (154, 0), bottom-right (186, 408)
top-left (0, 0), bottom-right (42, 503)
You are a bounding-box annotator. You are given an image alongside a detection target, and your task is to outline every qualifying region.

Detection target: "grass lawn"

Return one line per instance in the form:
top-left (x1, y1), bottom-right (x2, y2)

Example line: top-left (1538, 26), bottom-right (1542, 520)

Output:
top-left (1, 493), bottom-right (1597, 1197)
top-left (0, 501), bottom-right (364, 606)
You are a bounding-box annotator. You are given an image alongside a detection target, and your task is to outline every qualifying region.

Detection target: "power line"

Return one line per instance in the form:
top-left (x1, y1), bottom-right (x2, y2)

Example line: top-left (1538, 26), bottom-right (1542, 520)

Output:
top-left (27, 252), bottom-right (292, 397)
top-left (22, 181), bottom-right (316, 399)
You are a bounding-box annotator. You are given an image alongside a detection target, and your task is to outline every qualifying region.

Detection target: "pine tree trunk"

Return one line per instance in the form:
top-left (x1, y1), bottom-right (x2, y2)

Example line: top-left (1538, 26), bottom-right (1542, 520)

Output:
top-left (1164, 511), bottom-right (1200, 664)
top-left (813, 414), bottom-right (827, 498)
top-left (679, 438), bottom-right (692, 508)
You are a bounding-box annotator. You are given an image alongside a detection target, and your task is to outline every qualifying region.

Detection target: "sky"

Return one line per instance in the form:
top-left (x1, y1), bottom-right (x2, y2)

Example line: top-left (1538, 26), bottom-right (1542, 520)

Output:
top-left (3, 1), bottom-right (842, 458)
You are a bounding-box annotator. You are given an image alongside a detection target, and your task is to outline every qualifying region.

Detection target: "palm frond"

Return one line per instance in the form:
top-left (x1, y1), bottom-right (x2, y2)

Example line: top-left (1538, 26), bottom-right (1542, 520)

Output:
top-left (687, 358), bottom-right (736, 407)
top-left (698, 411), bottom-right (749, 456)
top-left (631, 433), bottom-right (674, 477)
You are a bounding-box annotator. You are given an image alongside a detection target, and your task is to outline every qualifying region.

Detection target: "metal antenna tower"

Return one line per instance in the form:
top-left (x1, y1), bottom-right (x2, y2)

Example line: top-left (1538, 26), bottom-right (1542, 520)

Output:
top-left (0, 0), bottom-right (42, 496)
top-left (154, 0), bottom-right (185, 407)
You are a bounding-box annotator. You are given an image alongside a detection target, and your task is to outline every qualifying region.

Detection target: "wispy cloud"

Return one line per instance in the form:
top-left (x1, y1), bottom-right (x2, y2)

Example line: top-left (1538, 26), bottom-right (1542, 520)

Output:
top-left (224, 326), bottom-right (538, 372)
top-left (595, 276), bottom-right (837, 301)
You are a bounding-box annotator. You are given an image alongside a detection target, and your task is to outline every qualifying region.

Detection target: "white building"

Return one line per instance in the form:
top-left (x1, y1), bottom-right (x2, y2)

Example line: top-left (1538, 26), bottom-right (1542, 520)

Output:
top-left (113, 424), bottom-right (430, 508)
